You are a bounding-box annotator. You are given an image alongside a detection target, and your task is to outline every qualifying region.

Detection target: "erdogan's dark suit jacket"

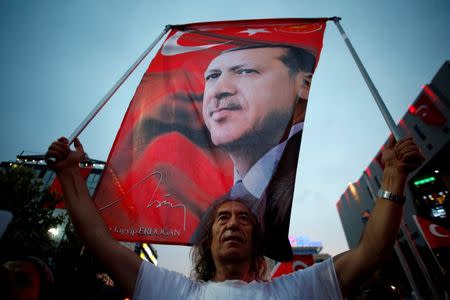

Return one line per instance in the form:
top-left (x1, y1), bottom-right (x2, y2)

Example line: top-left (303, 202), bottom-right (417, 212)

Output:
top-left (262, 130), bottom-right (302, 262)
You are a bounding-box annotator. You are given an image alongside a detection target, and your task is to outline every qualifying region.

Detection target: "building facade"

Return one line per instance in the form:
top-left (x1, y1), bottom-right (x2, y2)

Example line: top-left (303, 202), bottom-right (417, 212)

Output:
top-left (337, 61), bottom-right (450, 299)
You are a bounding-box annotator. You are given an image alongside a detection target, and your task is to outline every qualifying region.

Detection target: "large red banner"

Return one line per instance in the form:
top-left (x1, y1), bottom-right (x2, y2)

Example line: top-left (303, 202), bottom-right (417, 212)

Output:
top-left (94, 18), bottom-right (327, 261)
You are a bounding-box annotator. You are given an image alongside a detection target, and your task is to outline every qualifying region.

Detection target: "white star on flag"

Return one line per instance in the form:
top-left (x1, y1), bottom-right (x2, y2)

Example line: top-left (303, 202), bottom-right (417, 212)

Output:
top-left (239, 28), bottom-right (271, 36)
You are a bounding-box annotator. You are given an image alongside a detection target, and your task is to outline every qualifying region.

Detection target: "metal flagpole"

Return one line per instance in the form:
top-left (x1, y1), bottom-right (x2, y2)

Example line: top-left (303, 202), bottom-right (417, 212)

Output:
top-left (66, 25), bottom-right (172, 145)
top-left (333, 17), bottom-right (441, 299)
top-left (331, 17), bottom-right (401, 140)
top-left (43, 25), bottom-right (171, 163)
top-left (398, 221), bottom-right (441, 298)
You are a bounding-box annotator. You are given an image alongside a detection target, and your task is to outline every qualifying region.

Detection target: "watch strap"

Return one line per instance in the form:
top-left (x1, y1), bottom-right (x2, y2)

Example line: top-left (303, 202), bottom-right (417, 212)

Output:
top-left (377, 189), bottom-right (405, 204)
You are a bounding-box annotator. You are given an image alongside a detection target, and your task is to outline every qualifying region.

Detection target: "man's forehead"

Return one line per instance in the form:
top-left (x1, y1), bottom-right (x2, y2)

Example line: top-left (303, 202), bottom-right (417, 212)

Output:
top-left (206, 47), bottom-right (286, 70)
top-left (216, 200), bottom-right (251, 214)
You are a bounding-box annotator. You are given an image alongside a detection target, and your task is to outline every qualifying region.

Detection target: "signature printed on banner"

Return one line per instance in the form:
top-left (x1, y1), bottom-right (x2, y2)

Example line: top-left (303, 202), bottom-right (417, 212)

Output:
top-left (99, 171), bottom-right (187, 233)
top-left (111, 225), bottom-right (182, 237)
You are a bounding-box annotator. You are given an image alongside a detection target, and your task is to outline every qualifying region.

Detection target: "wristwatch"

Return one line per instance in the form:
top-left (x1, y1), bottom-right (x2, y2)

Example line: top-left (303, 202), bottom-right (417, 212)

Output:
top-left (377, 189), bottom-right (405, 204)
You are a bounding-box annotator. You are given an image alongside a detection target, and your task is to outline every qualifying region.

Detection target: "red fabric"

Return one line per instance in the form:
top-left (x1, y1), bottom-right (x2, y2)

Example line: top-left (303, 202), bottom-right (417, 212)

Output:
top-left (94, 18), bottom-right (327, 249)
top-left (271, 254), bottom-right (314, 278)
top-left (413, 215), bottom-right (450, 249)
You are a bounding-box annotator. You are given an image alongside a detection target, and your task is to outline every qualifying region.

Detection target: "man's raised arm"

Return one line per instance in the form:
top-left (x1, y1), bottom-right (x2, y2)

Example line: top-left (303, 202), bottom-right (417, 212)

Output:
top-left (333, 137), bottom-right (424, 296)
top-left (46, 137), bottom-right (142, 297)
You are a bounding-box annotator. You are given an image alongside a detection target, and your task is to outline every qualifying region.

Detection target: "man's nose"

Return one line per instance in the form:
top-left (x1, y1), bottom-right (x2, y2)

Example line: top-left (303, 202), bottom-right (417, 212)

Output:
top-left (215, 91), bottom-right (236, 102)
top-left (213, 75), bottom-right (236, 102)
top-left (226, 215), bottom-right (239, 229)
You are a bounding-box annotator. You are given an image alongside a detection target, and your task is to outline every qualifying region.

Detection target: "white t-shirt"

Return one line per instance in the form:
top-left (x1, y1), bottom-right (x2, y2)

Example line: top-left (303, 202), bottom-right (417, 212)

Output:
top-left (133, 258), bottom-right (342, 300)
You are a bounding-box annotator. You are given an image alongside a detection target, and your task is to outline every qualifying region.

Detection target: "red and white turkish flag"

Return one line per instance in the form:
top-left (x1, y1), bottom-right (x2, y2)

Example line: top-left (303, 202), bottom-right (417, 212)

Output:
top-left (271, 254), bottom-right (315, 278)
top-left (94, 18), bottom-right (327, 260)
top-left (408, 86), bottom-right (447, 126)
top-left (413, 215), bottom-right (450, 249)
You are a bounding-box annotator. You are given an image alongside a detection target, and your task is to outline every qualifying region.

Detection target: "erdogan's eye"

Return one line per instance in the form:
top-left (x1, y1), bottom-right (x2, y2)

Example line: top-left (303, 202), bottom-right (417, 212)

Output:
top-left (205, 72), bottom-right (221, 81)
top-left (236, 68), bottom-right (258, 75)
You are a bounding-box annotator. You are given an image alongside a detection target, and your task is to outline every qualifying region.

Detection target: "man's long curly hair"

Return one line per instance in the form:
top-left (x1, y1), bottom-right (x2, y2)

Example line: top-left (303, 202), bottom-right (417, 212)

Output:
top-left (190, 199), bottom-right (267, 282)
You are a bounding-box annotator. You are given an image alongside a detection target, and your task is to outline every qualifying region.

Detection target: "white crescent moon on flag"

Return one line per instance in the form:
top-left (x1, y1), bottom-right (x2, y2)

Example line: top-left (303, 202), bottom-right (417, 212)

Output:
top-left (429, 224), bottom-right (450, 238)
top-left (292, 260), bottom-right (308, 271)
top-left (161, 31), bottom-right (227, 56)
top-left (416, 105), bottom-right (429, 117)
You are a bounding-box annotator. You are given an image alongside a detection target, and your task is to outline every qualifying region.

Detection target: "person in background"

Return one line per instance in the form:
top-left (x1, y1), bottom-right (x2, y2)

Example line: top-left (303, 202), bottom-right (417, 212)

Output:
top-left (1, 256), bottom-right (55, 300)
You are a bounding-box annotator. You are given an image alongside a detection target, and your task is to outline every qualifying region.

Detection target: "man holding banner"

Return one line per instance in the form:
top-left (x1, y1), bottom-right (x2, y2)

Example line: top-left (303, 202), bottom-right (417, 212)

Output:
top-left (46, 135), bottom-right (423, 298)
top-left (45, 18), bottom-right (425, 298)
top-left (92, 19), bottom-right (327, 262)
